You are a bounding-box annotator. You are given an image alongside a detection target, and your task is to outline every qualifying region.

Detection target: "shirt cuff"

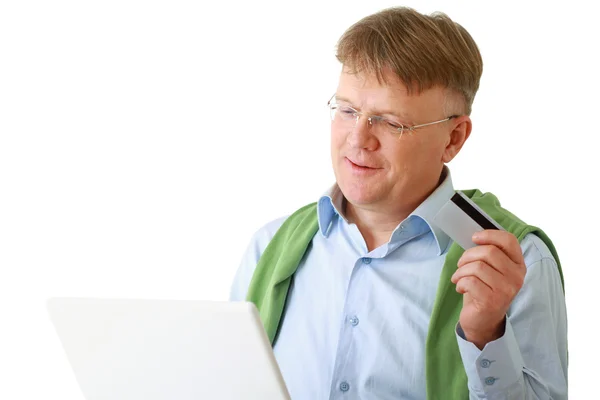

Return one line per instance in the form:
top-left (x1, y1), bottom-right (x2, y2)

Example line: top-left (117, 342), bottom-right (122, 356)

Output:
top-left (456, 317), bottom-right (525, 396)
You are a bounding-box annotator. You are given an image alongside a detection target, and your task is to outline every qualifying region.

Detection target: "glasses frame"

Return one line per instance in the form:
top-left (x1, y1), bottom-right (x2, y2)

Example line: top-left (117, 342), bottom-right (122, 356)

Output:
top-left (327, 94), bottom-right (459, 136)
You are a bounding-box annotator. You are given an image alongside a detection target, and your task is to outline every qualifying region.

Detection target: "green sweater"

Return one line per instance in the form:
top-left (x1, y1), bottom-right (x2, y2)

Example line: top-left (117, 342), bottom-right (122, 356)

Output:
top-left (246, 189), bottom-right (563, 399)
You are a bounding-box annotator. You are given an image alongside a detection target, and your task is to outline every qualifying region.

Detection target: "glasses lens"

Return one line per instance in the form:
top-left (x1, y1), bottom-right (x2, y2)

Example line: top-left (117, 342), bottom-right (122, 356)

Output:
top-left (329, 104), bottom-right (337, 121)
top-left (369, 116), bottom-right (405, 136)
top-left (330, 103), bottom-right (355, 123)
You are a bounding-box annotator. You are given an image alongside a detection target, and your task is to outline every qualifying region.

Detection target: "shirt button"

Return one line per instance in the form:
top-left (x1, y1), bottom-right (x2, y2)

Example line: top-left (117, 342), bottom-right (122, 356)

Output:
top-left (480, 359), bottom-right (493, 368)
top-left (349, 316), bottom-right (359, 326)
top-left (484, 377), bottom-right (497, 386)
top-left (362, 257), bottom-right (372, 264)
top-left (339, 381), bottom-right (350, 392)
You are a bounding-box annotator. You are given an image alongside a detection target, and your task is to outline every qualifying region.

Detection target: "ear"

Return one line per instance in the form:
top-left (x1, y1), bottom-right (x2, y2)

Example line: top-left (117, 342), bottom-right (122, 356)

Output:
top-left (442, 116), bottom-right (472, 163)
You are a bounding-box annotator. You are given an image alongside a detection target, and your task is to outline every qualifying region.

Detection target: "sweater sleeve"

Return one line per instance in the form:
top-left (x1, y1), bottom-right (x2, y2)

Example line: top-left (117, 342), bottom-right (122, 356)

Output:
top-left (229, 215), bottom-right (288, 301)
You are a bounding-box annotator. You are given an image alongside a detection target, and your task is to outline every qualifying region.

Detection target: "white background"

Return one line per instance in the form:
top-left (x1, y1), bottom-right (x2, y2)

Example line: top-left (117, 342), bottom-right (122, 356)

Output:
top-left (1, 0), bottom-right (598, 398)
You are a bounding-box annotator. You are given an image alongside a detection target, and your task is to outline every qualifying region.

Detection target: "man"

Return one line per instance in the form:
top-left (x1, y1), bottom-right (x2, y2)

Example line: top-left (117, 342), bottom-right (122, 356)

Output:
top-left (230, 7), bottom-right (567, 399)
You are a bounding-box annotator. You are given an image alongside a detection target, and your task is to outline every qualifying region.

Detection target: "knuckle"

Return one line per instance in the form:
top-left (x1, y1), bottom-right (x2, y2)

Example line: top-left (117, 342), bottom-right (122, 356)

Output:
top-left (464, 276), bottom-right (477, 287)
top-left (520, 263), bottom-right (527, 274)
top-left (505, 282), bottom-right (521, 300)
top-left (474, 261), bottom-right (487, 273)
top-left (490, 246), bottom-right (503, 259)
top-left (515, 281), bottom-right (524, 293)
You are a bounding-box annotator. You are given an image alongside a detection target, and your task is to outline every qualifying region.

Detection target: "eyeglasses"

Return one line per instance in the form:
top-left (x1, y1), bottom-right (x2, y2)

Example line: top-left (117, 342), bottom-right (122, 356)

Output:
top-left (327, 94), bottom-right (459, 137)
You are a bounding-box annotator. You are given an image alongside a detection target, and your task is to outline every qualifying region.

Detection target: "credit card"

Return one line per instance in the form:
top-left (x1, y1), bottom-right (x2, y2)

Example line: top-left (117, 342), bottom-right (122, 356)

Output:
top-left (432, 191), bottom-right (504, 250)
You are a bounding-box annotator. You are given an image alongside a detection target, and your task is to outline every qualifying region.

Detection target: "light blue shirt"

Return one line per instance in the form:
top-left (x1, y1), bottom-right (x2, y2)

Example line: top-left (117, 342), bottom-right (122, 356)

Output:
top-left (230, 168), bottom-right (568, 399)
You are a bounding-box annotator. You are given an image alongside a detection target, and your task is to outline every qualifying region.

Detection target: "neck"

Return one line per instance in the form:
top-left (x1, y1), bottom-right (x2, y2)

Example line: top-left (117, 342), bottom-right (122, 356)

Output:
top-left (344, 168), bottom-right (446, 251)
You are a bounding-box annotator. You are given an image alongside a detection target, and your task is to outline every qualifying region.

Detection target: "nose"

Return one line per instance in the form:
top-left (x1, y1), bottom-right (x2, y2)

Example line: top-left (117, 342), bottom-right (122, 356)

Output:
top-left (346, 114), bottom-right (378, 150)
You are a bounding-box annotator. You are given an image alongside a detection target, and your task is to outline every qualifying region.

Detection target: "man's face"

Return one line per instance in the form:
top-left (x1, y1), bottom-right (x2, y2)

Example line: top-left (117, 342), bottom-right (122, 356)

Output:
top-left (331, 67), bottom-right (455, 210)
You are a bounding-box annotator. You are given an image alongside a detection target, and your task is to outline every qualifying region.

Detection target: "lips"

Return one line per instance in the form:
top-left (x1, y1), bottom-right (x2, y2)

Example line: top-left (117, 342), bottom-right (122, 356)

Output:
top-left (346, 157), bottom-right (378, 169)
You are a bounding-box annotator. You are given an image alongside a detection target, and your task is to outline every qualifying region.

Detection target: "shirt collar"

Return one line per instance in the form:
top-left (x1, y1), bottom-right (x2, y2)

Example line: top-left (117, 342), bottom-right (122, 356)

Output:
top-left (410, 167), bottom-right (454, 255)
top-left (317, 184), bottom-right (347, 237)
top-left (316, 166), bottom-right (454, 255)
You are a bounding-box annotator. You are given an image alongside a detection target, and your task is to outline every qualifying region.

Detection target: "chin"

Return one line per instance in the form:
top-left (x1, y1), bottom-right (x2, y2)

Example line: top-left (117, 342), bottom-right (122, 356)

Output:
top-left (338, 178), bottom-right (382, 206)
top-left (334, 156), bottom-right (389, 201)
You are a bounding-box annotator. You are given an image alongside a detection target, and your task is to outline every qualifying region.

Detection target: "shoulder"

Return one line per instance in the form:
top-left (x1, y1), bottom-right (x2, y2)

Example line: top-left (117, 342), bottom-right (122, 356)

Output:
top-left (520, 232), bottom-right (556, 267)
top-left (247, 215), bottom-right (290, 255)
top-left (518, 233), bottom-right (564, 296)
top-left (243, 201), bottom-right (319, 262)
top-left (466, 189), bottom-right (560, 271)
top-left (228, 214), bottom-right (289, 301)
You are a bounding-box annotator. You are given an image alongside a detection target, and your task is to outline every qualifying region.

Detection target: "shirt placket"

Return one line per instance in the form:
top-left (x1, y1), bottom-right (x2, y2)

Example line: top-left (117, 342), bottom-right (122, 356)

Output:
top-left (328, 251), bottom-right (372, 399)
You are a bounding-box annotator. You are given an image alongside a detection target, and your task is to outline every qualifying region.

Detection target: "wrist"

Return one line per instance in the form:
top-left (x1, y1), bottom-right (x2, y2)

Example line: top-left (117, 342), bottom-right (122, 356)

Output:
top-left (462, 317), bottom-right (506, 350)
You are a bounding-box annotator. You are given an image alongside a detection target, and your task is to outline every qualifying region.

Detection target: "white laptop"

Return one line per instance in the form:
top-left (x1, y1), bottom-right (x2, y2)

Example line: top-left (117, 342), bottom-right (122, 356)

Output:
top-left (47, 298), bottom-right (291, 400)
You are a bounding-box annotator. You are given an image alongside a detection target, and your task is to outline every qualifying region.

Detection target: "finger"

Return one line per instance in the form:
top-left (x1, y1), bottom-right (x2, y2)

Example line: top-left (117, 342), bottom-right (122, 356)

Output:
top-left (472, 230), bottom-right (523, 264)
top-left (458, 244), bottom-right (516, 276)
top-left (455, 275), bottom-right (493, 298)
top-left (451, 260), bottom-right (502, 290)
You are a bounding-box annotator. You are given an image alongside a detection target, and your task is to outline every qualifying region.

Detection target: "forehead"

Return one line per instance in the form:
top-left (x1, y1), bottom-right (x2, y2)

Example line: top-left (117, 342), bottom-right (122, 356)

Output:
top-left (335, 67), bottom-right (446, 118)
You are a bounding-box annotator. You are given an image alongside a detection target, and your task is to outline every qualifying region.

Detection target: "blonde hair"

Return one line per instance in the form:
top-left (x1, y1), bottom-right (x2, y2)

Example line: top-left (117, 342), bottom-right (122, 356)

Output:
top-left (336, 7), bottom-right (483, 115)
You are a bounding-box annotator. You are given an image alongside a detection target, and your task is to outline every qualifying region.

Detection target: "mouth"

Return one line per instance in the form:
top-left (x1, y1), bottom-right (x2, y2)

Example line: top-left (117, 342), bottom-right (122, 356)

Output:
top-left (345, 157), bottom-right (382, 173)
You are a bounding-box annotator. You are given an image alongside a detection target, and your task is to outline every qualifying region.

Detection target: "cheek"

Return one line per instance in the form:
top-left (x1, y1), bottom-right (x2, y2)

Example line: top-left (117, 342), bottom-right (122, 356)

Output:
top-left (330, 126), bottom-right (346, 154)
top-left (385, 138), bottom-right (434, 175)
top-left (386, 141), bottom-right (416, 167)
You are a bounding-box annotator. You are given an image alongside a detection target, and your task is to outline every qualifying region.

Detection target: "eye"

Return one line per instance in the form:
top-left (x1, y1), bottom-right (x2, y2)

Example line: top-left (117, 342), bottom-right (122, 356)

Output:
top-left (384, 119), bottom-right (404, 130)
top-left (338, 106), bottom-right (357, 116)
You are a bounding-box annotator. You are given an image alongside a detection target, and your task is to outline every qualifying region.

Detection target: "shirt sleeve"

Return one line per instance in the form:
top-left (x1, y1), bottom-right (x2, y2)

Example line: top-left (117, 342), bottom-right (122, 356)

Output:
top-left (455, 233), bottom-right (568, 399)
top-left (229, 215), bottom-right (288, 301)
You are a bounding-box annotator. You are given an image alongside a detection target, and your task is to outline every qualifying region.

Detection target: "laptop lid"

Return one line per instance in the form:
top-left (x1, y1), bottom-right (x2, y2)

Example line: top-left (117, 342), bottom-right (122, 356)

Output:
top-left (47, 298), bottom-right (290, 400)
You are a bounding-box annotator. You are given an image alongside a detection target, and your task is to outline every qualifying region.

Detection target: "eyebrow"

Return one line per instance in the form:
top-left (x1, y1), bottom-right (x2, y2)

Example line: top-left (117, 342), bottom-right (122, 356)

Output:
top-left (334, 95), bottom-right (413, 122)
